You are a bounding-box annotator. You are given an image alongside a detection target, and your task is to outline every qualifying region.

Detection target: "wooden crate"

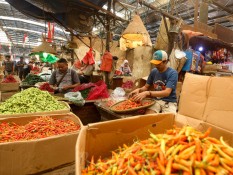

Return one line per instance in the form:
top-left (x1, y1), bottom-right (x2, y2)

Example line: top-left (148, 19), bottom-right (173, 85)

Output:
top-left (0, 82), bottom-right (20, 92)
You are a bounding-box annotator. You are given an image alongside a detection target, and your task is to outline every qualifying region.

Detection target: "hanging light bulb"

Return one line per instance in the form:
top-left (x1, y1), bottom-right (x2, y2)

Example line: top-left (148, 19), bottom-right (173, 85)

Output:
top-left (120, 14), bottom-right (152, 50)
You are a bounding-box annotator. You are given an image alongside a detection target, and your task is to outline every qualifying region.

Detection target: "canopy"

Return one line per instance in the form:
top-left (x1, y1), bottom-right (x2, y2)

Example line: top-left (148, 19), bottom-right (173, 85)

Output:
top-left (29, 52), bottom-right (58, 63)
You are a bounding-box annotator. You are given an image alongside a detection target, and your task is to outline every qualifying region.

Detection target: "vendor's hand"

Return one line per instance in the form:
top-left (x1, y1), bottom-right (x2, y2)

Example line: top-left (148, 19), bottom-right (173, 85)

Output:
top-left (131, 91), bottom-right (148, 102)
top-left (62, 86), bottom-right (70, 91)
top-left (128, 88), bottom-right (140, 98)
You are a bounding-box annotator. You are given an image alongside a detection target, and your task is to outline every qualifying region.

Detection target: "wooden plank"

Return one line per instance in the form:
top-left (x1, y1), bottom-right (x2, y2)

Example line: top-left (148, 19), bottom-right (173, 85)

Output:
top-left (214, 24), bottom-right (233, 44)
top-left (194, 0), bottom-right (198, 28)
top-left (181, 23), bottom-right (217, 39)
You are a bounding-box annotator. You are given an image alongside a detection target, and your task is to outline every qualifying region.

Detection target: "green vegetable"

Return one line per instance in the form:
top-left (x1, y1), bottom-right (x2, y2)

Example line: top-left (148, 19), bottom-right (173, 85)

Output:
top-left (80, 88), bottom-right (92, 99)
top-left (22, 74), bottom-right (45, 85)
top-left (0, 88), bottom-right (67, 114)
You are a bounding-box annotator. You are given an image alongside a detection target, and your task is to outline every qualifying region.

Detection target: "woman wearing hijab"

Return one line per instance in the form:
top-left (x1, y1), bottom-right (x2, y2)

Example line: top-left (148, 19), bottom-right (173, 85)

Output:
top-left (119, 60), bottom-right (132, 76)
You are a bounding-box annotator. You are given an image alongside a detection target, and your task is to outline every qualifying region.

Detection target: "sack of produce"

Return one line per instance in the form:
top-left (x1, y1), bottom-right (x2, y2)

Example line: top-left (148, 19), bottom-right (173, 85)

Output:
top-left (65, 92), bottom-right (85, 106)
top-left (0, 88), bottom-right (69, 117)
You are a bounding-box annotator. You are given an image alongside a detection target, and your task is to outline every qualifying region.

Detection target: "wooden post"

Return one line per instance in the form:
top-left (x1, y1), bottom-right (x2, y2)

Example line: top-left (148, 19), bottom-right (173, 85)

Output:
top-left (104, 0), bottom-right (112, 88)
top-left (71, 35), bottom-right (74, 65)
top-left (194, 0), bottom-right (199, 29)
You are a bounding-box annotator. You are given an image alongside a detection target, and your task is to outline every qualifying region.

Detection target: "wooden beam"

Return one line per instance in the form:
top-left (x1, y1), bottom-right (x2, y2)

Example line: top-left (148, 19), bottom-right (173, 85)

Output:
top-left (96, 14), bottom-right (106, 27)
top-left (211, 0), bottom-right (233, 14)
top-left (181, 23), bottom-right (217, 39)
top-left (194, 0), bottom-right (198, 28)
top-left (79, 0), bottom-right (127, 22)
top-left (138, 0), bottom-right (180, 21)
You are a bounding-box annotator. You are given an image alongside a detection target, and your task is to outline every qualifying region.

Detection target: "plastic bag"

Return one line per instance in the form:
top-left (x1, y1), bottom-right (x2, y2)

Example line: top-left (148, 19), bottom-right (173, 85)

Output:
top-left (64, 92), bottom-right (85, 106)
top-left (100, 51), bottom-right (113, 72)
top-left (82, 48), bottom-right (95, 65)
top-left (72, 82), bottom-right (96, 92)
top-left (111, 87), bottom-right (126, 98)
top-left (86, 80), bottom-right (109, 100)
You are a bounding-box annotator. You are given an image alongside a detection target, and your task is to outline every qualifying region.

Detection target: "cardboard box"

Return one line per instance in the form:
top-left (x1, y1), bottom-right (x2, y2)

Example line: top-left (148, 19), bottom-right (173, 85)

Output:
top-left (0, 101), bottom-right (71, 118)
top-left (0, 112), bottom-right (83, 175)
top-left (0, 91), bottom-right (18, 101)
top-left (0, 82), bottom-right (20, 92)
top-left (176, 73), bottom-right (233, 146)
top-left (76, 113), bottom-right (175, 175)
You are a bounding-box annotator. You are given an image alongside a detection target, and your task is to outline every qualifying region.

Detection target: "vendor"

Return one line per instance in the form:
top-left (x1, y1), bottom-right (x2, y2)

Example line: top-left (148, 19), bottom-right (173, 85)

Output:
top-left (49, 58), bottom-right (80, 94)
top-left (129, 50), bottom-right (178, 114)
top-left (72, 59), bottom-right (95, 84)
top-left (119, 60), bottom-right (132, 76)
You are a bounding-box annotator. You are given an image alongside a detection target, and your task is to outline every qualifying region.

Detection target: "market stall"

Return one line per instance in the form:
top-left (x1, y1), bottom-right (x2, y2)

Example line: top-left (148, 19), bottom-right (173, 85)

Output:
top-left (1, 0), bottom-right (233, 174)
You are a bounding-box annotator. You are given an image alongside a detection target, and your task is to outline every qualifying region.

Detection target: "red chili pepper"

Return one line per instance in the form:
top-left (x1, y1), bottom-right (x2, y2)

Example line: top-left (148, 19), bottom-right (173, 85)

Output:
top-left (0, 116), bottom-right (80, 143)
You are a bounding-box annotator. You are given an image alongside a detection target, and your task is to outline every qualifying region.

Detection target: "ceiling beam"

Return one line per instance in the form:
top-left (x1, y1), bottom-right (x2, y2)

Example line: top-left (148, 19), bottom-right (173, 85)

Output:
top-left (138, 0), bottom-right (180, 21)
top-left (211, 0), bottom-right (233, 14)
top-left (79, 0), bottom-right (127, 22)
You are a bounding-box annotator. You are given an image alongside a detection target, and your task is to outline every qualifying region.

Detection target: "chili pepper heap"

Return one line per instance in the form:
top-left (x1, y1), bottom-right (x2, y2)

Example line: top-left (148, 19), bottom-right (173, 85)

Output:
top-left (82, 126), bottom-right (233, 175)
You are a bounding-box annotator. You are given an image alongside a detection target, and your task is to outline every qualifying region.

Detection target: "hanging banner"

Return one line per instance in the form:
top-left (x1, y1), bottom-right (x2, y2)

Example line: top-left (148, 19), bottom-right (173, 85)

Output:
top-left (23, 33), bottom-right (28, 47)
top-left (47, 22), bottom-right (54, 43)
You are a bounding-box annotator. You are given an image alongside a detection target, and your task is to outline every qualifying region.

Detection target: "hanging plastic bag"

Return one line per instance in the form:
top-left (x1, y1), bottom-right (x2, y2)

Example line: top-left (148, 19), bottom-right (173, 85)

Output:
top-left (100, 51), bottom-right (113, 72)
top-left (82, 48), bottom-right (95, 65)
top-left (64, 92), bottom-right (85, 106)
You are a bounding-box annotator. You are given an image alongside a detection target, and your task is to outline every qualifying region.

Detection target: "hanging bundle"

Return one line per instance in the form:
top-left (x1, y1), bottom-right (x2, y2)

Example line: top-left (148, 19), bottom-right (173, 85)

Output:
top-left (100, 51), bottom-right (113, 72)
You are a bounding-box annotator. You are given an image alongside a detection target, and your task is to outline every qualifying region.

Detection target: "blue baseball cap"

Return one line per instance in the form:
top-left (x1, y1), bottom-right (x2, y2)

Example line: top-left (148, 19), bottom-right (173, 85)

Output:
top-left (150, 50), bottom-right (168, 65)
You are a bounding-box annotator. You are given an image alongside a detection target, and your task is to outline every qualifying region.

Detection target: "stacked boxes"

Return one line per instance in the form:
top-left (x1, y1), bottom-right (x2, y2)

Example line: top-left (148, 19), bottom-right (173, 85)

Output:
top-left (0, 82), bottom-right (20, 101)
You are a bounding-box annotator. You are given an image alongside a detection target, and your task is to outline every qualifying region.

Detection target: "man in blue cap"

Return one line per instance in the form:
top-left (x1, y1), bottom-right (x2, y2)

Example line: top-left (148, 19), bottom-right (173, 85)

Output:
top-left (129, 50), bottom-right (178, 114)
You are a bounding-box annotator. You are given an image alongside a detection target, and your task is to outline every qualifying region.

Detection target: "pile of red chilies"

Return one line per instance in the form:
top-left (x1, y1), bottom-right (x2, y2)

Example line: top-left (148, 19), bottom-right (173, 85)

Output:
top-left (1, 75), bottom-right (17, 83)
top-left (0, 116), bottom-right (80, 143)
top-left (39, 82), bottom-right (54, 92)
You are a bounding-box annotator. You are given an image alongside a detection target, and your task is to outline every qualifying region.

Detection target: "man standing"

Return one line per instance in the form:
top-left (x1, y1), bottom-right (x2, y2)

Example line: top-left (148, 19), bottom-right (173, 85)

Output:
top-left (49, 58), bottom-right (80, 94)
top-left (16, 56), bottom-right (26, 80)
top-left (2, 55), bottom-right (14, 76)
top-left (129, 50), bottom-right (178, 114)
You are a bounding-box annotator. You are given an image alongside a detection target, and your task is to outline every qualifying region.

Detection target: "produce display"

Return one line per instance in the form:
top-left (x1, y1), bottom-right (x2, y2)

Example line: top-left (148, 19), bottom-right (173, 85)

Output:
top-left (0, 88), bottom-right (67, 114)
top-left (112, 99), bottom-right (153, 111)
top-left (22, 74), bottom-right (45, 85)
top-left (1, 74), bottom-right (17, 83)
top-left (82, 126), bottom-right (233, 175)
top-left (122, 80), bottom-right (134, 89)
top-left (72, 81), bottom-right (109, 100)
top-left (39, 82), bottom-right (54, 93)
top-left (80, 88), bottom-right (92, 99)
top-left (0, 116), bottom-right (80, 143)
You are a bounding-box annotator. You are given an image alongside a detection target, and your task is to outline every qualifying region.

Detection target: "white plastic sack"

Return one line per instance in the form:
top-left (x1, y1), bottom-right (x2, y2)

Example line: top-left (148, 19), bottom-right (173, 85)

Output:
top-left (64, 92), bottom-right (85, 106)
top-left (110, 87), bottom-right (127, 102)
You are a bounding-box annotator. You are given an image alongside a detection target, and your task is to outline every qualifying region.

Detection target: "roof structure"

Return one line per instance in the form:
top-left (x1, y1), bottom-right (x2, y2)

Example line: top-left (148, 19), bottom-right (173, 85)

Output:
top-left (0, 0), bottom-right (233, 56)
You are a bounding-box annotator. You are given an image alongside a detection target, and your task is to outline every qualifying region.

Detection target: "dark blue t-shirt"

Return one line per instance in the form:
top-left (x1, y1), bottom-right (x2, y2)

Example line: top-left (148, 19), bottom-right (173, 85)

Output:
top-left (146, 67), bottom-right (178, 102)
